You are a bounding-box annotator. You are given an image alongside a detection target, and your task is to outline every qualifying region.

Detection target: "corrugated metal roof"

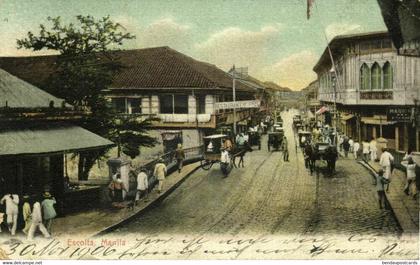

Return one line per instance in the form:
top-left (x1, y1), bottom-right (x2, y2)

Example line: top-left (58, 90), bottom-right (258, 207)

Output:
top-left (0, 124), bottom-right (114, 156)
top-left (0, 68), bottom-right (64, 108)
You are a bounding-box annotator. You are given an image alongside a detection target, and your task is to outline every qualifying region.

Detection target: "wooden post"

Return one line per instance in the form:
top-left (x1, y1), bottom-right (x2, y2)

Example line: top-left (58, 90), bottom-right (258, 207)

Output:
top-left (395, 126), bottom-right (399, 151)
top-left (403, 123), bottom-right (409, 151)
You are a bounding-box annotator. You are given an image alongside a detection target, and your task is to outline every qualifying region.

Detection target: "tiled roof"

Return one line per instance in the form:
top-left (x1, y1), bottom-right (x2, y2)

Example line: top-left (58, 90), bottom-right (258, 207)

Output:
top-left (0, 46), bottom-right (255, 93)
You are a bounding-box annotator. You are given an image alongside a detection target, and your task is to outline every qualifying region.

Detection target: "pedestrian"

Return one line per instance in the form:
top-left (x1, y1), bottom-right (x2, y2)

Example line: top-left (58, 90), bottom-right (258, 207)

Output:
top-left (353, 141), bottom-right (360, 160)
top-left (362, 140), bottom-right (370, 162)
top-left (338, 134), bottom-right (344, 152)
top-left (401, 157), bottom-right (417, 198)
top-left (343, 137), bottom-right (350, 158)
top-left (27, 201), bottom-right (50, 240)
top-left (174, 143), bottom-right (185, 173)
top-left (22, 195), bottom-right (32, 235)
top-left (236, 133), bottom-right (246, 148)
top-left (0, 193), bottom-right (19, 236)
top-left (108, 173), bottom-right (127, 202)
top-left (154, 158), bottom-right (167, 194)
top-left (375, 169), bottom-right (390, 210)
top-left (349, 137), bottom-right (354, 153)
top-left (370, 138), bottom-right (378, 162)
top-left (281, 136), bottom-right (289, 161)
top-left (220, 147), bottom-right (230, 178)
top-left (379, 148), bottom-right (394, 192)
top-left (223, 138), bottom-right (233, 152)
top-left (41, 192), bottom-right (57, 233)
top-left (136, 168), bottom-right (149, 204)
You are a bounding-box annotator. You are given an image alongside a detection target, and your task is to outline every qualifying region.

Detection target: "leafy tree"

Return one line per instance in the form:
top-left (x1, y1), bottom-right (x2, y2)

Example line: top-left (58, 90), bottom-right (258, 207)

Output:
top-left (18, 15), bottom-right (158, 180)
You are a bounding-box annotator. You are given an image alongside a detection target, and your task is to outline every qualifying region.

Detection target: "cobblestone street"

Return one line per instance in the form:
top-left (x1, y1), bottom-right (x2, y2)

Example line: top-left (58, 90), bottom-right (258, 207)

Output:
top-left (115, 111), bottom-right (402, 236)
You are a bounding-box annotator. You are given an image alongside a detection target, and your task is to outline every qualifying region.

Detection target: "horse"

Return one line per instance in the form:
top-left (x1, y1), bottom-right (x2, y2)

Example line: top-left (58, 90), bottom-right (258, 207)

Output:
top-left (231, 142), bottom-right (253, 168)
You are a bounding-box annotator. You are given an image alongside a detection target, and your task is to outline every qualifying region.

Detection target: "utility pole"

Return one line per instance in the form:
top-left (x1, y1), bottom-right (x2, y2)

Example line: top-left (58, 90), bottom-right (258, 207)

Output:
top-left (233, 65), bottom-right (237, 135)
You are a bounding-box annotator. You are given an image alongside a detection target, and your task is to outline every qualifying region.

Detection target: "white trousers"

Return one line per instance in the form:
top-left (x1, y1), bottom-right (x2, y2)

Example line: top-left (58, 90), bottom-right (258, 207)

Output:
top-left (383, 166), bottom-right (392, 179)
top-left (6, 213), bottom-right (18, 235)
top-left (27, 221), bottom-right (50, 240)
top-left (370, 151), bottom-right (377, 161)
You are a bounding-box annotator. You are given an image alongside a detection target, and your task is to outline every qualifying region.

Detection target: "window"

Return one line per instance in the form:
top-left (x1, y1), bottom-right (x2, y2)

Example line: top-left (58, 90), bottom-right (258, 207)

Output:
top-left (159, 95), bottom-right (173, 114)
top-left (360, 63), bottom-right (370, 90)
top-left (174, 95), bottom-right (188, 114)
top-left (159, 95), bottom-right (189, 114)
top-left (383, 62), bottom-right (393, 90)
top-left (197, 95), bottom-right (206, 114)
top-left (112, 98), bottom-right (126, 113)
top-left (371, 63), bottom-right (381, 90)
top-left (128, 98), bottom-right (141, 114)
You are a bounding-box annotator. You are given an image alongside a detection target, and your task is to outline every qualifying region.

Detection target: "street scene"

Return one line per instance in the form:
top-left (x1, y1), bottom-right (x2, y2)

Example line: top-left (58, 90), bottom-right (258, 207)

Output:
top-left (0, 0), bottom-right (419, 262)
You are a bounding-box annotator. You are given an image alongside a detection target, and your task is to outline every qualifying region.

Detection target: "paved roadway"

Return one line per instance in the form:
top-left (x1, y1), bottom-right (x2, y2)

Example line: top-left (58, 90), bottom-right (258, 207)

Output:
top-left (114, 110), bottom-right (401, 236)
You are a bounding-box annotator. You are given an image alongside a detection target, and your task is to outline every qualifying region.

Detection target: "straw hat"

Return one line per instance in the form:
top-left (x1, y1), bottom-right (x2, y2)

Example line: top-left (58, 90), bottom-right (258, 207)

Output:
top-left (43, 192), bottom-right (52, 198)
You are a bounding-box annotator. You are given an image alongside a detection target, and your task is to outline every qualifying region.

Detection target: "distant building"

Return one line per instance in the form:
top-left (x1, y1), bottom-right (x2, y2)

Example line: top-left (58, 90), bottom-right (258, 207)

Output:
top-left (314, 31), bottom-right (420, 151)
top-left (302, 80), bottom-right (320, 114)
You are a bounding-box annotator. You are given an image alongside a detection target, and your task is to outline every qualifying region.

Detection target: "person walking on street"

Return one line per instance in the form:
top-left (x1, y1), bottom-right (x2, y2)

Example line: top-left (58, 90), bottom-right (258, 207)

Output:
top-left (281, 136), bottom-right (289, 162)
top-left (370, 138), bottom-right (378, 162)
top-left (375, 169), bottom-right (390, 210)
top-left (220, 147), bottom-right (230, 178)
top-left (174, 143), bottom-right (185, 173)
top-left (136, 168), bottom-right (149, 204)
top-left (401, 157), bottom-right (417, 198)
top-left (108, 173), bottom-right (127, 202)
top-left (349, 137), bottom-right (354, 153)
top-left (362, 140), bottom-right (370, 162)
top-left (343, 137), bottom-right (350, 158)
top-left (353, 141), bottom-right (360, 160)
top-left (379, 148), bottom-right (394, 192)
top-left (223, 138), bottom-right (233, 152)
top-left (41, 192), bottom-right (57, 234)
top-left (154, 159), bottom-right (167, 194)
top-left (0, 193), bottom-right (19, 236)
top-left (22, 195), bottom-right (32, 235)
top-left (27, 201), bottom-right (50, 240)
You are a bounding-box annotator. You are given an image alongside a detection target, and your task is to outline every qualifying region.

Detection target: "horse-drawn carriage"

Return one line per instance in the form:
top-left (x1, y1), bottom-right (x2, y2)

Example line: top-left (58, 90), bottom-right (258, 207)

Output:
top-left (248, 130), bottom-right (261, 150)
top-left (268, 131), bottom-right (284, 151)
top-left (298, 130), bottom-right (312, 148)
top-left (305, 142), bottom-right (338, 176)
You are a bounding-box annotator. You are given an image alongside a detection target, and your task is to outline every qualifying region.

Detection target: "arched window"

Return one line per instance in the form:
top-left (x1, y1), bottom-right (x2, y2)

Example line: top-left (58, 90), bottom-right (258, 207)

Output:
top-left (371, 62), bottom-right (381, 90)
top-left (383, 62), bottom-right (393, 90)
top-left (360, 63), bottom-right (370, 90)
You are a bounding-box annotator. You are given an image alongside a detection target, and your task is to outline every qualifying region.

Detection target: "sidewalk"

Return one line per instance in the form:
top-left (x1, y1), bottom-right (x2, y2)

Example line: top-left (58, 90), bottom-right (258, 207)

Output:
top-left (338, 149), bottom-right (419, 233)
top-left (359, 159), bottom-right (419, 234)
top-left (51, 162), bottom-right (201, 238)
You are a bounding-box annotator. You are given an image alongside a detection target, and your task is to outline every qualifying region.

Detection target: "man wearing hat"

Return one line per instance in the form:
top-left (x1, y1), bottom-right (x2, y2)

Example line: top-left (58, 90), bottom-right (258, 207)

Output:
top-left (220, 147), bottom-right (230, 178)
top-left (41, 192), bottom-right (57, 233)
top-left (136, 167), bottom-right (149, 204)
top-left (0, 193), bottom-right (19, 236)
top-left (375, 169), bottom-right (390, 210)
top-left (153, 158), bottom-right (167, 194)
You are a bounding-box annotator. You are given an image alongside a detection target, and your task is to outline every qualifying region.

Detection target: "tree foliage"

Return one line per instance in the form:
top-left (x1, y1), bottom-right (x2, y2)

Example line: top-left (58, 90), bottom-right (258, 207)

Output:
top-left (18, 15), bottom-right (158, 179)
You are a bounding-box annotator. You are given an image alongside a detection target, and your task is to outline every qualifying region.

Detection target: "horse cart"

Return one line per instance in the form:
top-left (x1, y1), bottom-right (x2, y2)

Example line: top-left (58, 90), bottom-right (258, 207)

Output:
top-left (201, 134), bottom-right (228, 170)
top-left (268, 131), bottom-right (284, 151)
top-left (298, 131), bottom-right (312, 148)
top-left (248, 130), bottom-right (261, 150)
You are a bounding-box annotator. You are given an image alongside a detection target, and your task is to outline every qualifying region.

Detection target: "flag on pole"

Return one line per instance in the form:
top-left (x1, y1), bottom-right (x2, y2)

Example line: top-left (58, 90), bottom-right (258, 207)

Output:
top-left (307, 0), bottom-right (315, 19)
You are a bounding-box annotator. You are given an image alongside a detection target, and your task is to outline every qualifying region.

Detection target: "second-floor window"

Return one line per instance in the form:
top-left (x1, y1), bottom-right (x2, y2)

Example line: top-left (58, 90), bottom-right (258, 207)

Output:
top-left (360, 63), bottom-right (370, 90)
top-left (159, 94), bottom-right (189, 114)
top-left (359, 61), bottom-right (393, 91)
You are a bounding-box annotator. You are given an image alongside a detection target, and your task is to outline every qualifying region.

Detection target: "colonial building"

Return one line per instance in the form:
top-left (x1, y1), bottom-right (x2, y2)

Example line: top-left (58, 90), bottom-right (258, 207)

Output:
top-left (0, 46), bottom-right (261, 153)
top-left (0, 68), bottom-right (113, 214)
top-left (314, 31), bottom-right (420, 151)
top-left (302, 80), bottom-right (320, 114)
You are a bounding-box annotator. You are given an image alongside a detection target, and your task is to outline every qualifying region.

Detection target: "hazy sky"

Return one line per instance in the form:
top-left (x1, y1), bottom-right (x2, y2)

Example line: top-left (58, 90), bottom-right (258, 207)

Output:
top-left (0, 0), bottom-right (387, 90)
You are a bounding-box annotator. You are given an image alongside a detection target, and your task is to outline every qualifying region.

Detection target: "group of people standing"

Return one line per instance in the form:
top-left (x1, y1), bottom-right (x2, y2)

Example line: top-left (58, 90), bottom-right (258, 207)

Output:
top-left (0, 192), bottom-right (56, 240)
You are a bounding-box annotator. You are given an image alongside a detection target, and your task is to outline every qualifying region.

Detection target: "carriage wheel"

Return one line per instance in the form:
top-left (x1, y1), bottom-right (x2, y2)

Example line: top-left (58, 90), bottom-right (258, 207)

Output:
top-left (200, 160), bottom-right (213, 170)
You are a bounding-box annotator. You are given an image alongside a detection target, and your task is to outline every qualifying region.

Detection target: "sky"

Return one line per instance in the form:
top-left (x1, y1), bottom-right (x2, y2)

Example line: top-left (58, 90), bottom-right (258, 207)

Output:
top-left (0, 0), bottom-right (387, 90)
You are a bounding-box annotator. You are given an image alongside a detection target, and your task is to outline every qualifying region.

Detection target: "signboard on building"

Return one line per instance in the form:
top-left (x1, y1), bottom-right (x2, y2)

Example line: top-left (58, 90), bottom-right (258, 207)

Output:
top-left (215, 100), bottom-right (260, 110)
top-left (387, 107), bottom-right (412, 122)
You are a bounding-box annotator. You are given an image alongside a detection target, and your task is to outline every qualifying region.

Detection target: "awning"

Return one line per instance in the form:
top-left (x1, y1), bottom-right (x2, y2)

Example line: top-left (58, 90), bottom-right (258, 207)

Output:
top-left (315, 106), bottom-right (328, 115)
top-left (361, 117), bottom-right (396, 125)
top-left (340, 114), bottom-right (355, 121)
top-left (0, 124), bottom-right (114, 156)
